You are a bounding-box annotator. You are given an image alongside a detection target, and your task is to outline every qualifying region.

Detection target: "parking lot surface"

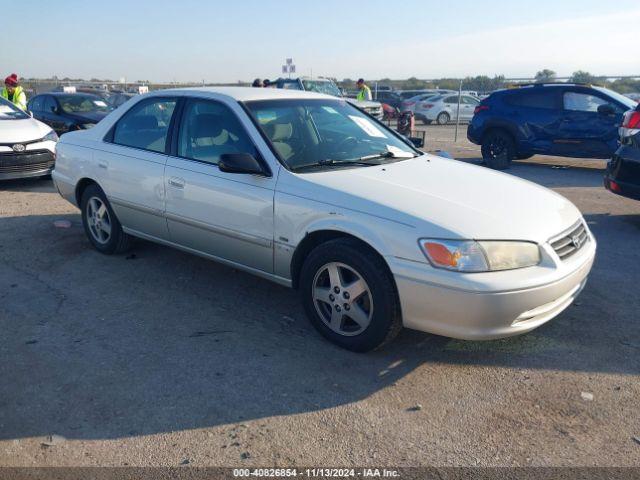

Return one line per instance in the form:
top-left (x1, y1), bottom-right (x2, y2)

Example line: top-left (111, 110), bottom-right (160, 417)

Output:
top-left (1, 125), bottom-right (639, 467)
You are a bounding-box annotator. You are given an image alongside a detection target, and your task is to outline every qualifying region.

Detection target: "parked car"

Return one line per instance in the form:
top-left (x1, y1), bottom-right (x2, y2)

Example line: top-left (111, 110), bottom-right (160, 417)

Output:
top-left (468, 83), bottom-right (637, 169)
top-left (107, 92), bottom-right (135, 109)
top-left (605, 103), bottom-right (640, 200)
top-left (400, 93), bottom-right (442, 114)
top-left (397, 89), bottom-right (454, 101)
top-left (0, 96), bottom-right (58, 180)
top-left (52, 87), bottom-right (595, 352)
top-left (28, 92), bottom-right (112, 135)
top-left (274, 77), bottom-right (384, 120)
top-left (374, 90), bottom-right (403, 110)
top-left (414, 94), bottom-right (480, 125)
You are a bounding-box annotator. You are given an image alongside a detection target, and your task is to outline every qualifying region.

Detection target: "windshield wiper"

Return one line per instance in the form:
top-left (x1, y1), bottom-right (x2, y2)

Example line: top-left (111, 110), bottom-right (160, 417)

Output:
top-left (293, 150), bottom-right (418, 172)
top-left (357, 150), bottom-right (419, 162)
top-left (294, 158), bottom-right (382, 171)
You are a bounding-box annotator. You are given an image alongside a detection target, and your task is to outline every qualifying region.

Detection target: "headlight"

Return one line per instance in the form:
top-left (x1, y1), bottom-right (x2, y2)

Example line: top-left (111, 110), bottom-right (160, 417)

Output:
top-left (419, 239), bottom-right (541, 272)
top-left (43, 130), bottom-right (58, 142)
top-left (80, 123), bottom-right (96, 130)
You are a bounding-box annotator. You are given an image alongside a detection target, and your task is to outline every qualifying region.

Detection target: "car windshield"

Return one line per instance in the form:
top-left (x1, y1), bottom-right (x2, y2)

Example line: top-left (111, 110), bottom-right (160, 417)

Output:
top-left (301, 80), bottom-right (342, 98)
top-left (0, 97), bottom-right (29, 120)
top-left (57, 94), bottom-right (112, 114)
top-left (246, 98), bottom-right (418, 171)
top-left (593, 87), bottom-right (637, 110)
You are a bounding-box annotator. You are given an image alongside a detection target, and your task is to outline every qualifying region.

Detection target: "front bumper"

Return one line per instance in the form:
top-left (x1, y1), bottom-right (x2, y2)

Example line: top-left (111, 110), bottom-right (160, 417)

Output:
top-left (389, 235), bottom-right (596, 340)
top-left (0, 149), bottom-right (55, 180)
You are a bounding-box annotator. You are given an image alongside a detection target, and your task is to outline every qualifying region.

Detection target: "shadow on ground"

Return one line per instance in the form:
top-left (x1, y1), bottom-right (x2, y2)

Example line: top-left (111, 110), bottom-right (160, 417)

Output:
top-left (1, 205), bottom-right (639, 443)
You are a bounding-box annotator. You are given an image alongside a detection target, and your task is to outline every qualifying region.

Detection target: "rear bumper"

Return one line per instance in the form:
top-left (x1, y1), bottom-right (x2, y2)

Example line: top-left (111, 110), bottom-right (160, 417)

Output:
top-left (0, 150), bottom-right (55, 180)
top-left (389, 239), bottom-right (596, 340)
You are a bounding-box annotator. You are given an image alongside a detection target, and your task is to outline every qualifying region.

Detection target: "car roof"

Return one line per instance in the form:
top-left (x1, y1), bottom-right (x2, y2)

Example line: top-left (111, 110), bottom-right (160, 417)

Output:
top-left (149, 86), bottom-right (337, 102)
top-left (38, 92), bottom-right (104, 98)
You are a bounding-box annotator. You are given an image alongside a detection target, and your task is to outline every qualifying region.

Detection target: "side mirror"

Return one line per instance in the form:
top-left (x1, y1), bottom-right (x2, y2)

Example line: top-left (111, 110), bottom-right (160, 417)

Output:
top-left (219, 153), bottom-right (266, 175)
top-left (597, 104), bottom-right (615, 116)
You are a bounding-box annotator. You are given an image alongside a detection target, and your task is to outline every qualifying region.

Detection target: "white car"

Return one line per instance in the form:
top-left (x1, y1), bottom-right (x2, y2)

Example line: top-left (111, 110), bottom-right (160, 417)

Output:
top-left (414, 93), bottom-right (480, 125)
top-left (0, 97), bottom-right (58, 180)
top-left (52, 87), bottom-right (595, 352)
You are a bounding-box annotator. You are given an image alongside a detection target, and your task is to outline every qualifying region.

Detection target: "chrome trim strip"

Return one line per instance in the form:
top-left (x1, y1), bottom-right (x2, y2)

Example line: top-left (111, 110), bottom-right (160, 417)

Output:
top-left (165, 212), bottom-right (273, 249)
top-left (109, 196), bottom-right (164, 217)
top-left (122, 227), bottom-right (290, 287)
top-left (548, 219), bottom-right (585, 245)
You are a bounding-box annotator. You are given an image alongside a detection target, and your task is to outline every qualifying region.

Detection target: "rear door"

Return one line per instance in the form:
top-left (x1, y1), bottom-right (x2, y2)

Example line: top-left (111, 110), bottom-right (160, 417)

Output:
top-left (557, 89), bottom-right (625, 158)
top-left (442, 95), bottom-right (460, 119)
top-left (461, 96), bottom-right (479, 120)
top-left (503, 88), bottom-right (563, 154)
top-left (98, 96), bottom-right (178, 239)
top-left (164, 97), bottom-right (276, 273)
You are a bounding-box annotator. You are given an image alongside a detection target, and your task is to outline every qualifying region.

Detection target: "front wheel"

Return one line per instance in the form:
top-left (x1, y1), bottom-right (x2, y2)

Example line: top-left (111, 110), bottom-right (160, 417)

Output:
top-left (80, 184), bottom-right (132, 254)
top-left (299, 239), bottom-right (402, 352)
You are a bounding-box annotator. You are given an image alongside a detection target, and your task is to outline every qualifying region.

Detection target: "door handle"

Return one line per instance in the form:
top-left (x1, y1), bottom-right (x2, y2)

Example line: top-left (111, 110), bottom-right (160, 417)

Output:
top-left (98, 161), bottom-right (108, 169)
top-left (168, 177), bottom-right (185, 189)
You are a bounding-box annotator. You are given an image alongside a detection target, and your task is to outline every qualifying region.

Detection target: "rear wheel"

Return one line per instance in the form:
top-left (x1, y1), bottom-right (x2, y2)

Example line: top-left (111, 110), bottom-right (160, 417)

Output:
top-left (80, 184), bottom-right (132, 254)
top-left (299, 238), bottom-right (402, 352)
top-left (481, 130), bottom-right (515, 170)
top-left (436, 112), bottom-right (450, 125)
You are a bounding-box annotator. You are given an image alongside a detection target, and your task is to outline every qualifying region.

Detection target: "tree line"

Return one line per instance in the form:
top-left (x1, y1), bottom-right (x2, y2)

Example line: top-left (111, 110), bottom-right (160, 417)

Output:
top-left (338, 70), bottom-right (640, 94)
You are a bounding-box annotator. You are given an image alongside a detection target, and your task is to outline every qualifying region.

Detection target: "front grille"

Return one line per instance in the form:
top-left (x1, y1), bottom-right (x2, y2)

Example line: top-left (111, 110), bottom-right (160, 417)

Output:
top-left (0, 150), bottom-right (54, 174)
top-left (550, 221), bottom-right (589, 260)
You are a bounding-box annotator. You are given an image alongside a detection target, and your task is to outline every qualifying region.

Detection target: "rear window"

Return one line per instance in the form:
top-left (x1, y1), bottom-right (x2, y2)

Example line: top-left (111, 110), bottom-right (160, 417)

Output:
top-left (505, 90), bottom-right (558, 109)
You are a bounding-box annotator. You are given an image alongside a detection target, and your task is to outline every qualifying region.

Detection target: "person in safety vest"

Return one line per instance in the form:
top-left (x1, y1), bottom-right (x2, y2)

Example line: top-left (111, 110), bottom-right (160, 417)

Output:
top-left (2, 74), bottom-right (27, 111)
top-left (356, 78), bottom-right (372, 101)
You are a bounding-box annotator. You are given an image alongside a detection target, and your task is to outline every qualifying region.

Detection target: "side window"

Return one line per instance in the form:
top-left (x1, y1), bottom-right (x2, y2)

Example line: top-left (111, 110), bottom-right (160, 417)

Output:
top-left (112, 98), bottom-right (177, 153)
top-left (506, 90), bottom-right (558, 109)
top-left (30, 96), bottom-right (43, 112)
top-left (177, 100), bottom-right (257, 165)
top-left (43, 96), bottom-right (58, 113)
top-left (563, 92), bottom-right (608, 113)
top-left (443, 96), bottom-right (459, 104)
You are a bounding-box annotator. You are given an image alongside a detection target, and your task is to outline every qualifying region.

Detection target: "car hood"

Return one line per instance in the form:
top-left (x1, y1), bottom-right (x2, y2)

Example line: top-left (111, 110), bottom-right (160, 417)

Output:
top-left (280, 154), bottom-right (582, 243)
top-left (66, 111), bottom-right (109, 124)
top-left (0, 117), bottom-right (54, 143)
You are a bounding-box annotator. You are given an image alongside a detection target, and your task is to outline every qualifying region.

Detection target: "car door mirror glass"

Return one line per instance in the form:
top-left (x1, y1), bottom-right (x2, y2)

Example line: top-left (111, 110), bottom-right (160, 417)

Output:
top-left (218, 153), bottom-right (265, 175)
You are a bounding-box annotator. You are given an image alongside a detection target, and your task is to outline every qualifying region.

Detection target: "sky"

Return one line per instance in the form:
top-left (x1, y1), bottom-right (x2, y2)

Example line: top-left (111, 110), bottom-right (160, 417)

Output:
top-left (3, 0), bottom-right (639, 83)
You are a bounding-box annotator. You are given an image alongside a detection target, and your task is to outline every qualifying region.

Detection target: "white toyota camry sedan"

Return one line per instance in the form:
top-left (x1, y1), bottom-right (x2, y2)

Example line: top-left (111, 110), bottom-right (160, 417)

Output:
top-left (52, 87), bottom-right (596, 352)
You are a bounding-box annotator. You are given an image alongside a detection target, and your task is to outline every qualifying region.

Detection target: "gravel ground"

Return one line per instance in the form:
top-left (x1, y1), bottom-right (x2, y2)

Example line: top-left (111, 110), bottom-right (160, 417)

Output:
top-left (1, 126), bottom-right (639, 467)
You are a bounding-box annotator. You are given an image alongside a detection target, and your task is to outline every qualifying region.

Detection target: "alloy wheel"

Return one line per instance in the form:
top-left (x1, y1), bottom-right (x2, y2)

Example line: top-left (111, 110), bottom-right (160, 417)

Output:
top-left (86, 196), bottom-right (112, 244)
top-left (312, 262), bottom-right (373, 336)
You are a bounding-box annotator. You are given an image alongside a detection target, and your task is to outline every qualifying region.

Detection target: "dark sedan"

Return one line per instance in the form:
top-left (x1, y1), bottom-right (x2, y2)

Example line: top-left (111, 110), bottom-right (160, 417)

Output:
top-left (605, 104), bottom-right (640, 200)
top-left (27, 93), bottom-right (111, 135)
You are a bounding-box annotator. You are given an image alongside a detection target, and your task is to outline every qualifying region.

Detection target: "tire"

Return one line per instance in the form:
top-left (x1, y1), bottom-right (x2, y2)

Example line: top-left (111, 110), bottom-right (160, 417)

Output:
top-left (299, 238), bottom-right (402, 352)
top-left (80, 184), bottom-right (132, 254)
top-left (436, 112), bottom-right (450, 125)
top-left (481, 129), bottom-right (516, 170)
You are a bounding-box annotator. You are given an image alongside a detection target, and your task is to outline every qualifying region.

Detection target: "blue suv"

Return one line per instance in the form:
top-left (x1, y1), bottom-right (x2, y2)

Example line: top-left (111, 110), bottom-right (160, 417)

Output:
top-left (467, 83), bottom-right (637, 169)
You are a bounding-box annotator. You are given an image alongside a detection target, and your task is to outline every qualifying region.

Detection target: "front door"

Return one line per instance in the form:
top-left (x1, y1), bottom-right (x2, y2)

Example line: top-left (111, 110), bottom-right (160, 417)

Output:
top-left (556, 90), bottom-right (624, 158)
top-left (42, 96), bottom-right (68, 135)
top-left (164, 98), bottom-right (276, 274)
